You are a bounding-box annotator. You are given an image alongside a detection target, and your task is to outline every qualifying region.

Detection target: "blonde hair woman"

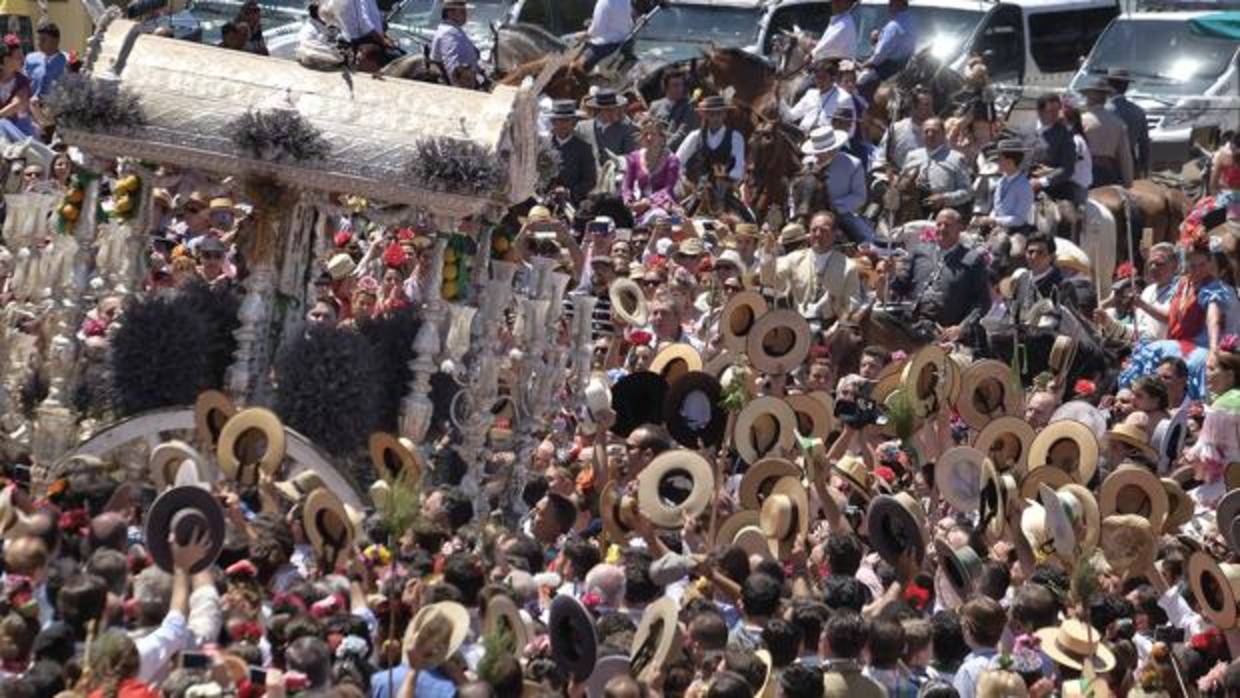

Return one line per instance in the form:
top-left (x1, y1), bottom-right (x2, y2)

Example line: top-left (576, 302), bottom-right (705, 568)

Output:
top-left (977, 669), bottom-right (1029, 698)
top-left (623, 116), bottom-right (681, 215)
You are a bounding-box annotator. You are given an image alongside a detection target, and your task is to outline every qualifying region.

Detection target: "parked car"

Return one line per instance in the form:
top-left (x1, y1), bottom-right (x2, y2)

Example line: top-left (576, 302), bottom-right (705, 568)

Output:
top-left (1069, 10), bottom-right (1240, 170)
top-left (505, 0), bottom-right (596, 38)
top-left (757, 0), bottom-right (1118, 89)
top-left (629, 0), bottom-right (769, 65)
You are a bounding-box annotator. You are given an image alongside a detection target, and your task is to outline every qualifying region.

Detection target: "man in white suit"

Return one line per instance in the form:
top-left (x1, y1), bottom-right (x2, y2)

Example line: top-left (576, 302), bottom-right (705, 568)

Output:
top-left (760, 211), bottom-right (864, 323)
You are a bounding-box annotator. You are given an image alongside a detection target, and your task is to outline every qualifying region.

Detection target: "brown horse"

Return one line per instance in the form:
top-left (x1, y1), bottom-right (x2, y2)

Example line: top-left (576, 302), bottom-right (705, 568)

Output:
top-left (1088, 180), bottom-right (1189, 263)
top-left (822, 303), bottom-right (936, 376)
top-left (496, 57), bottom-right (592, 100)
top-left (744, 118), bottom-right (802, 226)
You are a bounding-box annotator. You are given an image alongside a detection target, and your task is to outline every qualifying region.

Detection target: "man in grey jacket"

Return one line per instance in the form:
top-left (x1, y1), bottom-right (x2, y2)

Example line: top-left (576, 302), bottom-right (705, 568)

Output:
top-left (1108, 70), bottom-right (1150, 179)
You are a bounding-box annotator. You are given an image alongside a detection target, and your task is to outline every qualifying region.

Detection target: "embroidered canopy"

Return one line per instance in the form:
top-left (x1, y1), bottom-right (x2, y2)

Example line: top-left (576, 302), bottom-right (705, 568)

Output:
top-left (62, 19), bottom-right (540, 219)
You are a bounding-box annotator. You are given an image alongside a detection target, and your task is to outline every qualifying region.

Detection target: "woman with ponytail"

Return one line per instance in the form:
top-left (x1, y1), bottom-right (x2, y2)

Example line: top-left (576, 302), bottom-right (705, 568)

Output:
top-left (86, 632), bottom-right (156, 698)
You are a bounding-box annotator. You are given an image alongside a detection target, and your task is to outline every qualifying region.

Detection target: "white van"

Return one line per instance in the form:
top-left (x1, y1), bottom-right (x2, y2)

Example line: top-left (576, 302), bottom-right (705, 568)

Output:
top-left (1069, 10), bottom-right (1240, 170)
top-left (757, 0), bottom-right (1119, 89)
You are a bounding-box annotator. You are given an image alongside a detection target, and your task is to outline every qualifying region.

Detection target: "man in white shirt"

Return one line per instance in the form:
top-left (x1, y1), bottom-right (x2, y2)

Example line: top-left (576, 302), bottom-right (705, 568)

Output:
top-left (1132, 242), bottom-right (1178, 341)
top-left (582, 0), bottom-right (633, 71)
top-left (784, 59), bottom-right (851, 134)
top-left (333, 0), bottom-right (388, 50)
top-left (812, 0), bottom-right (858, 61)
top-left (676, 96), bottom-right (746, 184)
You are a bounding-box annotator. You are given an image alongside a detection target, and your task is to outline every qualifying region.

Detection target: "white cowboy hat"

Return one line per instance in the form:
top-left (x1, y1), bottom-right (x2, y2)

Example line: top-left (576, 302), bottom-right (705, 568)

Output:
top-left (800, 127), bottom-right (850, 156)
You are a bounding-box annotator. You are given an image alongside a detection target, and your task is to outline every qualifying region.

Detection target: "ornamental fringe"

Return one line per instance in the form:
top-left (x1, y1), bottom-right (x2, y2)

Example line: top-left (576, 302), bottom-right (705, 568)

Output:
top-left (405, 137), bottom-right (503, 196)
top-left (535, 136), bottom-right (561, 194)
top-left (227, 109), bottom-right (331, 163)
top-left (44, 74), bottom-right (147, 133)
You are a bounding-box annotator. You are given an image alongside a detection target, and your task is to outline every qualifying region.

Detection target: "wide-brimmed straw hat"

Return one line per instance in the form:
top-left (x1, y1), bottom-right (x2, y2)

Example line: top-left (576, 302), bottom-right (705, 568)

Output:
top-left (1026, 419), bottom-right (1099, 486)
top-left (738, 458), bottom-right (800, 510)
top-left (405, 601), bottom-right (470, 669)
top-left (957, 360), bottom-right (1024, 430)
top-left (1098, 464), bottom-right (1169, 534)
top-left (734, 397), bottom-right (799, 464)
top-left (649, 343), bottom-right (703, 385)
top-left (194, 390), bottom-right (236, 450)
top-left (901, 345), bottom-right (950, 418)
top-left (973, 416), bottom-right (1036, 476)
top-left (549, 595), bottom-right (598, 681)
top-left (1036, 618), bottom-right (1116, 673)
top-left (609, 278), bottom-right (648, 327)
top-left (1189, 551), bottom-right (1240, 629)
top-left (1099, 514), bottom-right (1157, 580)
top-left (149, 440), bottom-right (210, 491)
top-left (867, 492), bottom-right (927, 565)
top-left (760, 476), bottom-right (810, 559)
top-left (720, 290), bottom-right (768, 353)
top-left (217, 408), bottom-right (287, 487)
top-left (303, 488), bottom-right (356, 573)
top-left (786, 392), bottom-right (833, 441)
top-left (1106, 422), bottom-right (1157, 461)
top-left (630, 597), bottom-right (680, 682)
top-left (635, 449), bottom-right (715, 528)
top-left (746, 309), bottom-right (812, 375)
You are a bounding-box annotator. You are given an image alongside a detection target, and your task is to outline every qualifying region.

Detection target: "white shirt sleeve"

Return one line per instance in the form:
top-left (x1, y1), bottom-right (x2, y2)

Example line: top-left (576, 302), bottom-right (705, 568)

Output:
top-left (729, 130), bottom-right (746, 182)
top-left (812, 13), bottom-right (858, 61)
top-left (675, 129), bottom-right (701, 169)
top-left (187, 584), bottom-right (222, 647)
top-left (136, 611), bottom-right (191, 683)
top-left (590, 0), bottom-right (634, 45)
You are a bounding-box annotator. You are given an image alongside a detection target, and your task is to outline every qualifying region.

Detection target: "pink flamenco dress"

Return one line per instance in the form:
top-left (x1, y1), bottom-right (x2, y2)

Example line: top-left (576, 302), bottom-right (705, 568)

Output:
top-left (622, 150), bottom-right (680, 212)
top-left (1185, 386), bottom-right (1240, 512)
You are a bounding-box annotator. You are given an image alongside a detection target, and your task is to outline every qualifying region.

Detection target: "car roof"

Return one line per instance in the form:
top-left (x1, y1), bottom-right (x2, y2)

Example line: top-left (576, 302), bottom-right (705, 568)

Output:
top-left (774, 0), bottom-right (1122, 9)
top-left (663, 0), bottom-right (772, 7)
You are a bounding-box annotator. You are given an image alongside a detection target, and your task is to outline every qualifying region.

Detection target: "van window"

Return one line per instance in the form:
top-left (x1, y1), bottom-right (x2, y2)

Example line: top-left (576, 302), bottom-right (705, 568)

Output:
top-left (1028, 7), bottom-right (1119, 74)
top-left (974, 4), bottom-right (1024, 83)
top-left (515, 0), bottom-right (595, 37)
top-left (764, 1), bottom-right (833, 53)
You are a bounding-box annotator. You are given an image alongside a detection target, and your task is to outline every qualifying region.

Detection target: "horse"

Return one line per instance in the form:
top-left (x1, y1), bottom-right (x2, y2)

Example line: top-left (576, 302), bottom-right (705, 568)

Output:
top-left (821, 302), bottom-right (938, 376)
top-left (1088, 181), bottom-right (1189, 268)
top-left (496, 56), bottom-right (593, 100)
top-left (983, 302), bottom-right (1118, 398)
top-left (681, 163), bottom-right (755, 223)
top-left (378, 53), bottom-right (449, 83)
top-left (744, 118), bottom-right (803, 227)
top-left (492, 23), bottom-right (568, 76)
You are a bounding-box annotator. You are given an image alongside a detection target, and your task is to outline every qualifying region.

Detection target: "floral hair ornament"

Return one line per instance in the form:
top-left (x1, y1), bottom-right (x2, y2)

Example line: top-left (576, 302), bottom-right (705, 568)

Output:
top-left (362, 544), bottom-right (392, 567)
top-left (1221, 335), bottom-right (1240, 354)
top-left (903, 581), bottom-right (930, 610)
top-left (226, 619), bottom-right (263, 643)
top-left (58, 507), bottom-right (89, 535)
top-left (1114, 261), bottom-right (1136, 280)
top-left (1073, 379), bottom-right (1097, 399)
top-left (225, 560), bottom-right (258, 579)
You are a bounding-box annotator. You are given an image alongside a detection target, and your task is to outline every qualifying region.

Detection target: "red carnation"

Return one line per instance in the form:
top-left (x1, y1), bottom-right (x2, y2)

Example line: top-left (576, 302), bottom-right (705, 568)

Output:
top-left (1073, 379), bottom-right (1096, 398)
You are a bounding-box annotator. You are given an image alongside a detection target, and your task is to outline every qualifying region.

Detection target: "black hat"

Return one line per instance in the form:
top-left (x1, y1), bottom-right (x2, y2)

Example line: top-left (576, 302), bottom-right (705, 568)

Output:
top-left (36, 21), bottom-right (59, 38)
top-left (584, 89), bottom-right (627, 110)
top-left (996, 138), bottom-right (1031, 155)
top-left (549, 594), bottom-right (598, 682)
top-left (662, 371), bottom-right (726, 449)
top-left (144, 485), bottom-right (226, 574)
top-left (697, 95), bottom-right (730, 112)
top-left (610, 371), bottom-right (668, 437)
top-left (549, 99), bottom-right (585, 120)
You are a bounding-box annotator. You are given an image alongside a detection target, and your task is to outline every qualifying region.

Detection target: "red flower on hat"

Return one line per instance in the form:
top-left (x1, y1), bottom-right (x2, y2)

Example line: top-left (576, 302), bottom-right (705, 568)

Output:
top-left (628, 329), bottom-right (653, 346)
top-left (58, 507), bottom-right (89, 535)
top-left (1114, 261), bottom-right (1135, 280)
top-left (333, 231), bottom-right (352, 248)
top-left (3, 35), bottom-right (19, 49)
top-left (581, 591), bottom-right (603, 610)
top-left (1073, 379), bottom-right (1096, 398)
top-left (226, 560), bottom-right (258, 579)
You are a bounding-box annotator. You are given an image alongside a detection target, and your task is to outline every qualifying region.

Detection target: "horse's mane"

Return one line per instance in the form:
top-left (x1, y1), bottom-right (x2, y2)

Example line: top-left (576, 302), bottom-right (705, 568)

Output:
top-left (707, 46), bottom-right (773, 73)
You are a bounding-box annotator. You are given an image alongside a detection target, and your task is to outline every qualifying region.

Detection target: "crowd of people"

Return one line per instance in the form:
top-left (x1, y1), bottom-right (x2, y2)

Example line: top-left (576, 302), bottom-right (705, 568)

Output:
top-left (4, 1), bottom-right (1240, 698)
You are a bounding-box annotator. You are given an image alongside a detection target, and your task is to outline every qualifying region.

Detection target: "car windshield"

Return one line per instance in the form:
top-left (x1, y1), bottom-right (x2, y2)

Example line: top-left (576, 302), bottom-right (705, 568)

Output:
top-left (636, 5), bottom-right (764, 46)
top-left (1078, 18), bottom-right (1238, 97)
top-left (391, 0), bottom-right (509, 28)
top-left (853, 4), bottom-right (984, 60)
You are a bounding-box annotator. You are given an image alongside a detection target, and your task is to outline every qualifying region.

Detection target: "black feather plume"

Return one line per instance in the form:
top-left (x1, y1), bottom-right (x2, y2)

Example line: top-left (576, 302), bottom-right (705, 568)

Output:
top-left (355, 306), bottom-right (422, 433)
top-left (405, 137), bottom-right (503, 196)
top-left (173, 281), bottom-right (241, 390)
top-left (44, 74), bottom-right (147, 133)
top-left (109, 293), bottom-right (210, 416)
top-left (273, 326), bottom-right (382, 457)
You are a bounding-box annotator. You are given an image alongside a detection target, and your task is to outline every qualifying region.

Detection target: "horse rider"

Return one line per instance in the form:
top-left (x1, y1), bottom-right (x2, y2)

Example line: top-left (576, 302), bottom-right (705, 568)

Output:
top-left (801, 126), bottom-right (873, 244)
top-left (758, 212), bottom-right (863, 324)
top-left (783, 58), bottom-right (852, 135)
top-left (899, 117), bottom-right (974, 221)
top-left (429, 0), bottom-right (480, 88)
top-left (1079, 76), bottom-right (1134, 188)
top-left (813, 0), bottom-right (859, 62)
top-left (831, 106), bottom-right (872, 170)
top-left (1029, 92), bottom-right (1083, 206)
top-left (889, 208), bottom-right (990, 342)
top-left (857, 0), bottom-right (918, 100)
top-left (1107, 69), bottom-right (1151, 179)
top-left (1010, 232), bottom-right (1065, 315)
top-left (676, 95), bottom-right (746, 185)
top-left (648, 69), bottom-right (699, 151)
top-left (547, 100), bottom-right (598, 205)
top-left (582, 0), bottom-right (634, 72)
top-left (578, 89), bottom-right (639, 167)
top-left (335, 0), bottom-right (398, 65)
top-left (973, 139), bottom-right (1035, 235)
top-left (874, 86), bottom-right (933, 173)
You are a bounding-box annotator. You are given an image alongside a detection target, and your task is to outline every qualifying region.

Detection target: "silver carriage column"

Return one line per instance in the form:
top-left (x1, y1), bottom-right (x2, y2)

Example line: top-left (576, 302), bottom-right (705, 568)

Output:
top-left (400, 236), bottom-right (448, 446)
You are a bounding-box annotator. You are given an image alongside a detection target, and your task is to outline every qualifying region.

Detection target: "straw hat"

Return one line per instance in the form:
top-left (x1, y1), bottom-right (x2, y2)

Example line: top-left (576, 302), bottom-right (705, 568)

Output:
top-left (901, 345), bottom-right (950, 418)
top-left (957, 360), bottom-right (1024, 430)
top-left (1019, 464), bottom-right (1073, 501)
top-left (406, 601), bottom-right (470, 669)
top-left (760, 476), bottom-right (810, 558)
top-left (734, 396), bottom-right (799, 464)
top-left (1106, 422), bottom-right (1158, 461)
top-left (935, 447), bottom-right (987, 514)
top-left (978, 458), bottom-right (1013, 540)
top-left (303, 488), bottom-right (356, 572)
top-left (548, 595), bottom-right (598, 681)
top-left (369, 432), bottom-right (423, 484)
top-left (738, 458), bottom-right (800, 510)
top-left (609, 278), bottom-right (648, 326)
top-left (1099, 514), bottom-right (1156, 579)
top-left (733, 523), bottom-right (775, 560)
top-left (786, 392), bottom-right (834, 441)
top-left (832, 454), bottom-right (873, 501)
top-left (1188, 550), bottom-right (1240, 629)
top-left (194, 390), bottom-right (236, 450)
top-left (1098, 465), bottom-right (1169, 534)
top-left (1038, 482), bottom-right (1100, 559)
top-left (630, 597), bottom-right (680, 682)
top-left (754, 649), bottom-right (776, 698)
top-left (635, 450), bottom-right (715, 528)
top-left (149, 441), bottom-right (210, 491)
top-left (1026, 419), bottom-right (1099, 486)
top-left (601, 484), bottom-right (641, 543)
top-left (217, 407), bottom-right (287, 487)
top-left (1162, 478), bottom-right (1194, 532)
top-left (973, 416), bottom-right (1036, 476)
top-left (720, 291), bottom-right (768, 353)
top-left (746, 309), bottom-right (812, 374)
top-left (275, 471), bottom-right (326, 504)
top-left (872, 360), bottom-right (906, 404)
top-left (1036, 618), bottom-right (1116, 673)
top-left (484, 595), bottom-right (530, 656)
top-left (649, 343), bottom-right (703, 385)
top-left (663, 372), bottom-right (727, 449)
top-left (867, 492), bottom-right (927, 565)
top-left (715, 509), bottom-right (761, 549)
